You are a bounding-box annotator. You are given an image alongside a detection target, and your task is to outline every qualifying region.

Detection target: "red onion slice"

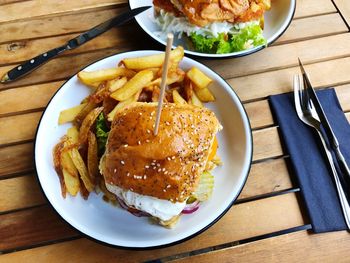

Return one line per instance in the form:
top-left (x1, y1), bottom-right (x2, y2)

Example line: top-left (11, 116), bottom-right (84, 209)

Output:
top-left (117, 197), bottom-right (150, 217)
top-left (182, 201), bottom-right (200, 214)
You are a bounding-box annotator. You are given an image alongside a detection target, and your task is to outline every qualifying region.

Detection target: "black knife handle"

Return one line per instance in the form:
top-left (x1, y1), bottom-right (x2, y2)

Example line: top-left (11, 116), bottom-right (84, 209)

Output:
top-left (335, 148), bottom-right (350, 181)
top-left (6, 45), bottom-right (67, 81)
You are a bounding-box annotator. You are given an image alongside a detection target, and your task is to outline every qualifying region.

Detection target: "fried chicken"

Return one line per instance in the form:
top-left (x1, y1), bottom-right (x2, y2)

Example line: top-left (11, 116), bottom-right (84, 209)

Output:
top-left (154, 0), bottom-right (270, 26)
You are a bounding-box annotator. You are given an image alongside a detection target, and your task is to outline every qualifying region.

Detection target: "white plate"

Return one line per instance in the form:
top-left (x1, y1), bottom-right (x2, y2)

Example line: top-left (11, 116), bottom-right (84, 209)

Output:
top-left (130, 0), bottom-right (296, 58)
top-left (35, 51), bottom-right (253, 248)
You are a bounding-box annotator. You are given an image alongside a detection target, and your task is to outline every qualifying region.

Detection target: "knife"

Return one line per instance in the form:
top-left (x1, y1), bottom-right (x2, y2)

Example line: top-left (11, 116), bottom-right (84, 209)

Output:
top-left (0, 6), bottom-right (151, 83)
top-left (298, 58), bottom-right (350, 184)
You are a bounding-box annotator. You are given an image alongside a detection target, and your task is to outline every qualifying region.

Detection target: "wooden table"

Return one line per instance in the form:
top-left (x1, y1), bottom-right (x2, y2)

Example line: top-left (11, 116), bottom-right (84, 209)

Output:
top-left (1, 0), bottom-right (350, 262)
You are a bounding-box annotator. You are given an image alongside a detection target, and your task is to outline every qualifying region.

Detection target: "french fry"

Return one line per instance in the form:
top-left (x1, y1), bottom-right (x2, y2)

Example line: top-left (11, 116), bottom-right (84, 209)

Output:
top-left (107, 77), bottom-right (127, 92)
top-left (151, 86), bottom-right (160, 102)
top-left (53, 140), bottom-right (67, 198)
top-left (172, 89), bottom-right (187, 104)
top-left (87, 131), bottom-right (99, 184)
top-left (110, 70), bottom-right (154, 101)
top-left (147, 69), bottom-right (185, 87)
top-left (74, 101), bottom-right (98, 127)
top-left (69, 146), bottom-right (94, 192)
top-left (107, 90), bottom-right (141, 122)
top-left (184, 77), bottom-right (193, 102)
top-left (191, 91), bottom-right (203, 107)
top-left (58, 103), bottom-right (87, 125)
top-left (121, 46), bottom-right (184, 70)
top-left (86, 81), bottom-right (102, 89)
top-left (186, 67), bottom-right (212, 89)
top-left (194, 87), bottom-right (215, 102)
top-left (61, 148), bottom-right (81, 196)
top-left (67, 125), bottom-right (79, 142)
top-left (60, 127), bottom-right (81, 196)
top-left (78, 68), bottom-right (136, 85)
top-left (79, 107), bottom-right (104, 144)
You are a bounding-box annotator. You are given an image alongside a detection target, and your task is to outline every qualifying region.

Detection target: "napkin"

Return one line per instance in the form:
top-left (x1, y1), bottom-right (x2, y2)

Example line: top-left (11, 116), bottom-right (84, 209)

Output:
top-left (269, 88), bottom-right (350, 232)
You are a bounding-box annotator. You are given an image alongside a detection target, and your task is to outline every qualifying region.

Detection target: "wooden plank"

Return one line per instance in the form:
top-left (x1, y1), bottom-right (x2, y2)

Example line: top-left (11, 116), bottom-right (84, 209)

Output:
top-left (0, 112), bottom-right (41, 145)
top-left (0, 174), bottom-right (45, 213)
top-left (3, 32), bottom-right (350, 92)
top-left (0, 143), bottom-right (33, 178)
top-left (294, 0), bottom-right (336, 18)
top-left (0, 0), bottom-right (29, 5)
top-left (229, 57), bottom-right (350, 102)
top-left (0, 8), bottom-right (124, 44)
top-left (337, 84), bottom-right (350, 112)
top-left (245, 100), bottom-right (274, 129)
top-left (0, 157), bottom-right (293, 213)
top-left (203, 33), bottom-right (350, 80)
top-left (0, 0), bottom-right (127, 24)
top-left (274, 13), bottom-right (348, 45)
top-left (1, 14), bottom-right (346, 67)
top-left (0, 205), bottom-right (78, 252)
top-left (0, 193), bottom-right (305, 259)
top-left (172, 230), bottom-right (350, 263)
top-left (239, 158), bottom-right (293, 199)
top-left (0, 81), bottom-right (63, 116)
top-left (245, 83), bottom-right (350, 130)
top-left (333, 0), bottom-right (350, 28)
top-left (0, 25), bottom-right (148, 66)
top-left (253, 127), bottom-right (283, 161)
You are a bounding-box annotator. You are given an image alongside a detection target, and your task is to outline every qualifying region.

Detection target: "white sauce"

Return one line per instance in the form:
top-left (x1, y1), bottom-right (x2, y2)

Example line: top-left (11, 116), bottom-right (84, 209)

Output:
top-left (106, 183), bottom-right (186, 221)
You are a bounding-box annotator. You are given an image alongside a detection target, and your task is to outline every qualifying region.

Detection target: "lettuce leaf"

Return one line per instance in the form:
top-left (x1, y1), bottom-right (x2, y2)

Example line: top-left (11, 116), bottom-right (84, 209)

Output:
top-left (189, 24), bottom-right (266, 54)
top-left (96, 113), bottom-right (109, 156)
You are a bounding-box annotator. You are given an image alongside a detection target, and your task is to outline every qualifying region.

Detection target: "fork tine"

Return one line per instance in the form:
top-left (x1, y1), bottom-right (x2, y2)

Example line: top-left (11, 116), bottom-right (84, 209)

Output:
top-left (293, 74), bottom-right (302, 114)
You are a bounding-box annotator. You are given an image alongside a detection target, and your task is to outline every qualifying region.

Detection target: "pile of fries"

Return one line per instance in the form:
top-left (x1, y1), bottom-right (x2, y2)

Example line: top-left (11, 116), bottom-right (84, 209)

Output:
top-left (53, 46), bottom-right (217, 201)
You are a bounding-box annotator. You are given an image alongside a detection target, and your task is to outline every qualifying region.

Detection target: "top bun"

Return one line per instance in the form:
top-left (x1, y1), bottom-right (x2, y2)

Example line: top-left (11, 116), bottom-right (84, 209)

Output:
top-left (100, 102), bottom-right (221, 202)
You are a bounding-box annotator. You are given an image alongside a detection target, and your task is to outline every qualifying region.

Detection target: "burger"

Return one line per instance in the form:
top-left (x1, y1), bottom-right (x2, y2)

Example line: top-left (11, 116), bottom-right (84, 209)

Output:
top-left (153, 0), bottom-right (271, 54)
top-left (99, 102), bottom-right (222, 227)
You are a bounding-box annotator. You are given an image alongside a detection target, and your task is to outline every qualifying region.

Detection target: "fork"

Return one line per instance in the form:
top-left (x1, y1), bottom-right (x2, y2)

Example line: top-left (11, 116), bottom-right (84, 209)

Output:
top-left (293, 74), bottom-right (350, 229)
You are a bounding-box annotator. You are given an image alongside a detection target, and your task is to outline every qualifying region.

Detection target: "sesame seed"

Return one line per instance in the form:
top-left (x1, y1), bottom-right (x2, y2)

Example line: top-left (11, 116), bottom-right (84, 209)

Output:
top-left (147, 129), bottom-right (151, 134)
top-left (146, 139), bottom-right (150, 143)
top-left (143, 175), bottom-right (147, 179)
top-left (120, 160), bottom-right (125, 165)
top-left (127, 172), bottom-right (130, 177)
top-left (167, 157), bottom-right (171, 161)
top-left (138, 141), bottom-right (141, 145)
top-left (164, 171), bottom-right (168, 175)
top-left (151, 111), bottom-right (155, 116)
top-left (162, 168), bottom-right (166, 171)
top-left (166, 185), bottom-right (171, 188)
top-left (157, 163), bottom-right (160, 167)
top-left (139, 112), bottom-right (142, 115)
top-left (145, 165), bottom-right (149, 169)
top-left (130, 188), bottom-right (134, 191)
top-left (153, 167), bottom-right (156, 170)
top-left (158, 168), bottom-right (161, 172)
top-left (171, 156), bottom-right (175, 160)
top-left (114, 168), bottom-right (117, 173)
top-left (124, 144), bottom-right (128, 147)
top-left (163, 189), bottom-right (166, 192)
top-left (151, 162), bottom-right (155, 166)
top-left (165, 121), bottom-right (170, 126)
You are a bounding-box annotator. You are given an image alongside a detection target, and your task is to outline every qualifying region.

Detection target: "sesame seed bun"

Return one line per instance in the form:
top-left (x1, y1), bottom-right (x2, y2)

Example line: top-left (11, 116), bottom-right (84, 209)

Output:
top-left (100, 102), bottom-right (221, 202)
